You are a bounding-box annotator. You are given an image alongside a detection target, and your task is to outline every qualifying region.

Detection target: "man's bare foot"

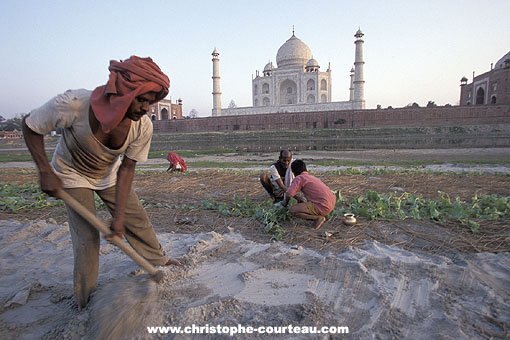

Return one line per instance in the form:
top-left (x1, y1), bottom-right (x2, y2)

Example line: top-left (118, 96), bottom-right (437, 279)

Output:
top-left (314, 216), bottom-right (326, 230)
top-left (165, 258), bottom-right (184, 266)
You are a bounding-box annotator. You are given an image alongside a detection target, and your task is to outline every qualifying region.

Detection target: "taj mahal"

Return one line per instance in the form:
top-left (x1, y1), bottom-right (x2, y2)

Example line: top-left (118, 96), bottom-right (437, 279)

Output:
top-left (212, 28), bottom-right (365, 116)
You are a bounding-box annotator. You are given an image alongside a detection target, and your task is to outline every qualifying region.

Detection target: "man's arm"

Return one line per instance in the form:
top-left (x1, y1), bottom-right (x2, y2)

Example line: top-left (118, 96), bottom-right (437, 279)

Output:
top-left (281, 192), bottom-right (292, 207)
top-left (275, 178), bottom-right (287, 192)
top-left (281, 175), bottom-right (302, 207)
top-left (108, 155), bottom-right (137, 238)
top-left (22, 116), bottom-right (62, 197)
top-left (269, 165), bottom-right (287, 192)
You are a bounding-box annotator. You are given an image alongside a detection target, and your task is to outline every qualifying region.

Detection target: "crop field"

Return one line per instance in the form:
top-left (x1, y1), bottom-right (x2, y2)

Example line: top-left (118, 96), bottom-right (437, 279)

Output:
top-left (1, 163), bottom-right (509, 255)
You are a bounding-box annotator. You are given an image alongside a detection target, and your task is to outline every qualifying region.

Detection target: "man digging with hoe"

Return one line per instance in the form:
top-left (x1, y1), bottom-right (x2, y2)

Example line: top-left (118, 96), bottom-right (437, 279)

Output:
top-left (22, 56), bottom-right (182, 309)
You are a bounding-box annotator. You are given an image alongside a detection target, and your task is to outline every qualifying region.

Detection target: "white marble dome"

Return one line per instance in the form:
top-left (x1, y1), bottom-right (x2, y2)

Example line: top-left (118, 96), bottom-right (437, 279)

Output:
top-left (263, 61), bottom-right (273, 71)
top-left (276, 34), bottom-right (313, 68)
top-left (306, 58), bottom-right (319, 68)
top-left (495, 51), bottom-right (510, 69)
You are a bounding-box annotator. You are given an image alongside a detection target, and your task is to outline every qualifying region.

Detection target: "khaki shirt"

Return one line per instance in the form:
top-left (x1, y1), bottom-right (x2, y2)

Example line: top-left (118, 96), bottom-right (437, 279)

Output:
top-left (26, 89), bottom-right (152, 190)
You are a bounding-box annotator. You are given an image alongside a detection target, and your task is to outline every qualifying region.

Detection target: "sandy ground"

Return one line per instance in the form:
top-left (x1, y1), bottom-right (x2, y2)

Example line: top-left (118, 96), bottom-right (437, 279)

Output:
top-left (1, 219), bottom-right (509, 340)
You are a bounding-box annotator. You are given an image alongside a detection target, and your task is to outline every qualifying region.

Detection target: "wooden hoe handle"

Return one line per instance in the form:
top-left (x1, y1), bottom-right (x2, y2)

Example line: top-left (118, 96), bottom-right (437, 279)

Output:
top-left (57, 189), bottom-right (160, 277)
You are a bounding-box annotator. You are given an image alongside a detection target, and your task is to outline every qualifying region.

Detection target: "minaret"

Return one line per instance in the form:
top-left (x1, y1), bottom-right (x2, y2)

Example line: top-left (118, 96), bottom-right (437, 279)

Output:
top-left (353, 28), bottom-right (365, 108)
top-left (211, 48), bottom-right (222, 116)
top-left (349, 66), bottom-right (355, 101)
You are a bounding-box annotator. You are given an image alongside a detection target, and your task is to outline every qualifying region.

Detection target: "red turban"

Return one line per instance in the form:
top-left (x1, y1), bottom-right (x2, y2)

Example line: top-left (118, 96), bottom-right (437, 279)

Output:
top-left (90, 56), bottom-right (170, 133)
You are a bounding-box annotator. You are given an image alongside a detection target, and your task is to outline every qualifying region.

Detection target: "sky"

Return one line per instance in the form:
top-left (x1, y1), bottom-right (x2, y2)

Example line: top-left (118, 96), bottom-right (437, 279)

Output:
top-left (1, 0), bottom-right (509, 119)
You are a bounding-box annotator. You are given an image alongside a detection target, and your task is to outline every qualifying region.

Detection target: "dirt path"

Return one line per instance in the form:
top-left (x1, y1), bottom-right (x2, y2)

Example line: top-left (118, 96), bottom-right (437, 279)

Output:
top-left (3, 148), bottom-right (510, 173)
top-left (179, 148), bottom-right (510, 163)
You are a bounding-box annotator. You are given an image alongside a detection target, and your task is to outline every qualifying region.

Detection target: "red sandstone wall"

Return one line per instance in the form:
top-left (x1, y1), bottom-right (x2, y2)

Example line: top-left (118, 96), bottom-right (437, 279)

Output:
top-left (153, 105), bottom-right (510, 133)
top-left (459, 68), bottom-right (509, 105)
top-left (171, 103), bottom-right (183, 119)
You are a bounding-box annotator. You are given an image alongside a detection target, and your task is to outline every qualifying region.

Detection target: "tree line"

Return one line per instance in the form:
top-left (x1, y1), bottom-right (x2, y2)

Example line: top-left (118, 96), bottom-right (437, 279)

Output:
top-left (0, 114), bottom-right (25, 131)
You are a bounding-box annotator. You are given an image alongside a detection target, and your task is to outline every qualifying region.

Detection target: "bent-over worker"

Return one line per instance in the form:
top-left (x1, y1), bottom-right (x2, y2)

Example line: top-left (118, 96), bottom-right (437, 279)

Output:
top-left (282, 160), bottom-right (336, 230)
top-left (22, 56), bottom-right (182, 309)
top-left (166, 152), bottom-right (187, 172)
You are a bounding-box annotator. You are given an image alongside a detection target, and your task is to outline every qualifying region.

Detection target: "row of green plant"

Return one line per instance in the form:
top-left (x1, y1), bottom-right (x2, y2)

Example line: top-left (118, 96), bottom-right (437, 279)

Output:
top-left (0, 182), bottom-right (108, 212)
top-left (0, 180), bottom-right (201, 214)
top-left (138, 161), bottom-right (268, 169)
top-left (133, 165), bottom-right (510, 177)
top-left (0, 182), bottom-right (63, 212)
top-left (202, 195), bottom-right (291, 241)
top-left (2, 180), bottom-right (508, 239)
top-left (330, 190), bottom-right (509, 233)
top-left (202, 191), bottom-right (510, 239)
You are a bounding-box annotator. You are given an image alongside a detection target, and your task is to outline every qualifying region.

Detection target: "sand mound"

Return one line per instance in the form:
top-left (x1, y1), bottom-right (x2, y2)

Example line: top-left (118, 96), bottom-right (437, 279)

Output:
top-left (0, 220), bottom-right (509, 339)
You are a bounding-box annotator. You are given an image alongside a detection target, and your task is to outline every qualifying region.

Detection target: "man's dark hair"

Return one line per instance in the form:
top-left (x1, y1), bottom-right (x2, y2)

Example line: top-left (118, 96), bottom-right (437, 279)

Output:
top-left (279, 149), bottom-right (292, 158)
top-left (291, 159), bottom-right (307, 176)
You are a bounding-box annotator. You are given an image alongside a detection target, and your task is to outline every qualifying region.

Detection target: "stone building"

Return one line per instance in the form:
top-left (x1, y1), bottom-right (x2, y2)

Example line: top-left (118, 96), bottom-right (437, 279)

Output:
top-left (460, 51), bottom-right (510, 106)
top-left (212, 28), bottom-right (365, 116)
top-left (0, 130), bottom-right (23, 138)
top-left (148, 98), bottom-right (183, 121)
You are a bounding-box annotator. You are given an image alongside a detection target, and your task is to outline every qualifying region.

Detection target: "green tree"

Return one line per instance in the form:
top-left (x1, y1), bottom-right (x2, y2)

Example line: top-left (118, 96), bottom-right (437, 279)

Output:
top-left (187, 109), bottom-right (198, 118)
top-left (0, 114), bottom-right (25, 131)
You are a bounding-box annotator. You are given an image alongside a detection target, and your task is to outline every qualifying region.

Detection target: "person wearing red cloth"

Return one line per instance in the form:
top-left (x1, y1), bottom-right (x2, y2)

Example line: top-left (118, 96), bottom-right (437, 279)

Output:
top-left (166, 152), bottom-right (187, 172)
top-left (282, 160), bottom-right (337, 230)
top-left (22, 56), bottom-right (182, 309)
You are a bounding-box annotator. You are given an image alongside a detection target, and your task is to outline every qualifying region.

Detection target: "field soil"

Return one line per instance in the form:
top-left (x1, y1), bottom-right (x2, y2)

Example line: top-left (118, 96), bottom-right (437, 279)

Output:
top-left (1, 149), bottom-right (510, 339)
top-left (1, 151), bottom-right (509, 255)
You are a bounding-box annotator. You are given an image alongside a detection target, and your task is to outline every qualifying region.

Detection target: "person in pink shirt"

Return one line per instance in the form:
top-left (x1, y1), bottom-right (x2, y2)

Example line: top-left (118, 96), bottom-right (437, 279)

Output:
top-left (282, 160), bottom-right (337, 229)
top-left (166, 152), bottom-right (187, 172)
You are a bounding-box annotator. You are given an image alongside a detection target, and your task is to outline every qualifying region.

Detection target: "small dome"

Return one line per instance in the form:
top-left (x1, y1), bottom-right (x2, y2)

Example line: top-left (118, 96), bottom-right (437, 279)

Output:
top-left (495, 51), bottom-right (510, 69)
top-left (276, 34), bottom-right (313, 68)
top-left (355, 28), bottom-right (364, 38)
top-left (306, 58), bottom-right (319, 68)
top-left (263, 61), bottom-right (273, 72)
